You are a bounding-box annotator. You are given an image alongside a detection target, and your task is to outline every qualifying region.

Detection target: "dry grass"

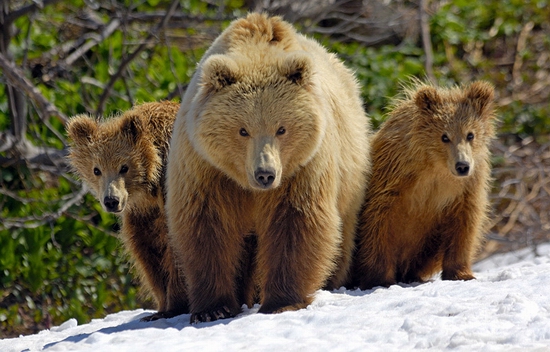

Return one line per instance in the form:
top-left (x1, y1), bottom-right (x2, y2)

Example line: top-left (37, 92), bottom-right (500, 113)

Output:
top-left (480, 137), bottom-right (550, 259)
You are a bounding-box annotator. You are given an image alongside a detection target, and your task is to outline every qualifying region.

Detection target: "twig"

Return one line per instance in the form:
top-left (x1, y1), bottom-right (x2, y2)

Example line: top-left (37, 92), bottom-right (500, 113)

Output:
top-left (63, 18), bottom-right (121, 67)
top-left (512, 21), bottom-right (534, 89)
top-left (419, 0), bottom-right (435, 82)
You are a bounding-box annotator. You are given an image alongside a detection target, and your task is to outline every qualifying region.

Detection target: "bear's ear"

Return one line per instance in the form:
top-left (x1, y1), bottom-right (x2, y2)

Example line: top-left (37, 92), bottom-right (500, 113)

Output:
top-left (279, 53), bottom-right (313, 86)
top-left (414, 86), bottom-right (442, 115)
top-left (120, 112), bottom-right (144, 142)
top-left (465, 80), bottom-right (494, 117)
top-left (66, 115), bottom-right (97, 143)
top-left (229, 13), bottom-right (289, 45)
top-left (201, 54), bottom-right (240, 92)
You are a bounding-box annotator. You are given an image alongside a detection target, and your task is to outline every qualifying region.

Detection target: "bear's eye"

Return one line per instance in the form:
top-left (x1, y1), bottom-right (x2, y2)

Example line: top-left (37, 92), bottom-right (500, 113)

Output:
top-left (239, 128), bottom-right (249, 137)
top-left (467, 132), bottom-right (474, 141)
top-left (276, 126), bottom-right (286, 136)
top-left (93, 167), bottom-right (102, 176)
top-left (120, 165), bottom-right (129, 174)
top-left (441, 134), bottom-right (450, 143)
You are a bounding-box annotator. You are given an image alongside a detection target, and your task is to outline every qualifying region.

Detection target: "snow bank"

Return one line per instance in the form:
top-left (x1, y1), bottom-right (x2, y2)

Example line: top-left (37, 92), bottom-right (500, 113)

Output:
top-left (3, 244), bottom-right (550, 351)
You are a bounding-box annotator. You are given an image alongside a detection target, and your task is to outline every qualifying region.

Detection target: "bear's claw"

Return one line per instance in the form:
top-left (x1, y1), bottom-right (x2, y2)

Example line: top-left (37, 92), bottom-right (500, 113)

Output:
top-left (190, 306), bottom-right (234, 324)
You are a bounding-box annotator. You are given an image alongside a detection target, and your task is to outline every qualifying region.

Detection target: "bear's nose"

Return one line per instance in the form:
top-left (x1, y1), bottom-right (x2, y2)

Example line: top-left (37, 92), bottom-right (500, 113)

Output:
top-left (254, 168), bottom-right (276, 188)
top-left (104, 196), bottom-right (120, 212)
top-left (455, 161), bottom-right (470, 176)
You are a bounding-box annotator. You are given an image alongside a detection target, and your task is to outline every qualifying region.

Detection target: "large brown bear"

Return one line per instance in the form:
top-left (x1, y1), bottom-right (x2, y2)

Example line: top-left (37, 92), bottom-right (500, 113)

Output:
top-left (166, 13), bottom-right (371, 323)
top-left (66, 101), bottom-right (188, 320)
top-left (354, 80), bottom-right (497, 290)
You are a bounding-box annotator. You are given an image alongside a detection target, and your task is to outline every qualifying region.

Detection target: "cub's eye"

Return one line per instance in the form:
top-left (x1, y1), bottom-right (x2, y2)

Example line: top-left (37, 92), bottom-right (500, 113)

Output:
top-left (276, 126), bottom-right (286, 136)
top-left (239, 128), bottom-right (249, 137)
top-left (441, 134), bottom-right (450, 143)
top-left (93, 167), bottom-right (102, 176)
top-left (467, 132), bottom-right (474, 141)
top-left (120, 165), bottom-right (129, 174)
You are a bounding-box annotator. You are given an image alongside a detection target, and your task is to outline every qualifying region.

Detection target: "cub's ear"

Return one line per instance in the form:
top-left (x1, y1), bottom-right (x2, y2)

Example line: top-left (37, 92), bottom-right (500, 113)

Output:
top-left (201, 54), bottom-right (240, 92)
top-left (279, 53), bottom-right (313, 86)
top-left (465, 80), bottom-right (495, 117)
top-left (414, 86), bottom-right (442, 115)
top-left (120, 112), bottom-right (144, 142)
top-left (66, 115), bottom-right (97, 143)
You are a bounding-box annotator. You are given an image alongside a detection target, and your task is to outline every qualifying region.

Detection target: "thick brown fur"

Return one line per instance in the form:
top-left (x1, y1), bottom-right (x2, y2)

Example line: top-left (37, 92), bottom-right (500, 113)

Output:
top-left (353, 80), bottom-right (497, 290)
top-left (66, 101), bottom-right (189, 320)
top-left (167, 13), bottom-right (371, 323)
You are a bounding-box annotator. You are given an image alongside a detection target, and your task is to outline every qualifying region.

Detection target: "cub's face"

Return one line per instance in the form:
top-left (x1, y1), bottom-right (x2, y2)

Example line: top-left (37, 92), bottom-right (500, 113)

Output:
top-left (73, 148), bottom-right (134, 213)
top-left (192, 53), bottom-right (325, 191)
top-left (67, 114), bottom-right (160, 213)
top-left (413, 81), bottom-right (496, 178)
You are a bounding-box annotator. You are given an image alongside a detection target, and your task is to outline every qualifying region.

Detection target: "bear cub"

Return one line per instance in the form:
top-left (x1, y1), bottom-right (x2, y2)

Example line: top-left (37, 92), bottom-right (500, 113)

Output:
top-left (66, 101), bottom-right (188, 320)
top-left (354, 80), bottom-right (497, 290)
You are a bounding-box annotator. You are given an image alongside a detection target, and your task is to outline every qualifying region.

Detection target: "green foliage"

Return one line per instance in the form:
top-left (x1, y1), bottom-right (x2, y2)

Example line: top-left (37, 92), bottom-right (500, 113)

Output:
top-left (430, 0), bottom-right (550, 137)
top-left (328, 41), bottom-right (425, 128)
top-left (0, 165), bottom-right (139, 336)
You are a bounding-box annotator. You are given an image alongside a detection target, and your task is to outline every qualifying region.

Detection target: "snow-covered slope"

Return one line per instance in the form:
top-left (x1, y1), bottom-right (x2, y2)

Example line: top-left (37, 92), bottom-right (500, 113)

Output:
top-left (3, 244), bottom-right (550, 351)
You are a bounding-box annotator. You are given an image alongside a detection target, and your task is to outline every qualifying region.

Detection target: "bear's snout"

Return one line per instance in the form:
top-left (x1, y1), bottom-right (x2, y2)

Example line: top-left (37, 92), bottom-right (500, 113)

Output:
top-left (104, 196), bottom-right (121, 212)
top-left (254, 168), bottom-right (276, 189)
top-left (455, 161), bottom-right (470, 176)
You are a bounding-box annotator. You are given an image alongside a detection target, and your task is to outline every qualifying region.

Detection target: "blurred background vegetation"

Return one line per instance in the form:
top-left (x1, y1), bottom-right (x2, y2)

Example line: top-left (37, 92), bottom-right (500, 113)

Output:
top-left (1, 0), bottom-right (549, 338)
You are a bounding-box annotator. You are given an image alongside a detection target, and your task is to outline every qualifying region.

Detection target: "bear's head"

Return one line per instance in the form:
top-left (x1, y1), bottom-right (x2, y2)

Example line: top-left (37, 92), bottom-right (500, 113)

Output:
top-left (413, 81), bottom-right (496, 178)
top-left (189, 51), bottom-right (327, 191)
top-left (67, 112), bottom-right (162, 213)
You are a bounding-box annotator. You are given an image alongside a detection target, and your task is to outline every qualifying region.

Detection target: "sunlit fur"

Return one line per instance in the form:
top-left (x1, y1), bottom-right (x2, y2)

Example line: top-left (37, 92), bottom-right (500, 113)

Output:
top-left (66, 102), bottom-right (188, 319)
top-left (167, 13), bottom-right (371, 322)
top-left (353, 80), bottom-right (497, 290)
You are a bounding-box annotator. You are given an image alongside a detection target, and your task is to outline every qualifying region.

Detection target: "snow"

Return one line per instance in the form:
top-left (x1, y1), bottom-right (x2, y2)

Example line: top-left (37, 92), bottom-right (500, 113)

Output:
top-left (4, 244), bottom-right (550, 351)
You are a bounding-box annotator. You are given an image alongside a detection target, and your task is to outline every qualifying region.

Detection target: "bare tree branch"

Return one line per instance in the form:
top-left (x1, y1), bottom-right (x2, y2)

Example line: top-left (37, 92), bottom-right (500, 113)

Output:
top-left (4, 0), bottom-right (62, 24)
top-left (0, 182), bottom-right (89, 230)
top-left (96, 0), bottom-right (180, 115)
top-left (0, 51), bottom-right (68, 124)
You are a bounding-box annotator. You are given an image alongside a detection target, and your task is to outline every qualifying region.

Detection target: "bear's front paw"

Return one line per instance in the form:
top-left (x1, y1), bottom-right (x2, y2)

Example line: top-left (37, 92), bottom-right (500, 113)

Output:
top-left (441, 269), bottom-right (475, 281)
top-left (258, 301), bottom-right (308, 314)
top-left (359, 275), bottom-right (396, 290)
top-left (140, 308), bottom-right (189, 322)
top-left (190, 305), bottom-right (239, 324)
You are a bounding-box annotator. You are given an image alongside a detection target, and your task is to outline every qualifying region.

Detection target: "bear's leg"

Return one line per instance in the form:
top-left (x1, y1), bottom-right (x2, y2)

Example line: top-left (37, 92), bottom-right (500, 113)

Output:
top-left (256, 198), bottom-right (341, 314)
top-left (401, 234), bottom-right (443, 284)
top-left (439, 202), bottom-right (479, 281)
top-left (123, 208), bottom-right (171, 316)
top-left (140, 245), bottom-right (190, 322)
top-left (236, 234), bottom-right (259, 308)
top-left (358, 257), bottom-right (397, 290)
top-left (355, 209), bottom-right (398, 290)
top-left (172, 200), bottom-right (246, 324)
top-left (324, 208), bottom-right (357, 290)
top-left (141, 211), bottom-right (190, 322)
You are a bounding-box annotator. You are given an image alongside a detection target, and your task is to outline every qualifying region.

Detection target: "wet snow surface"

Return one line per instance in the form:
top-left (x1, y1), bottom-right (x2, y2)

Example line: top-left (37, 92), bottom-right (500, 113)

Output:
top-left (3, 244), bottom-right (550, 351)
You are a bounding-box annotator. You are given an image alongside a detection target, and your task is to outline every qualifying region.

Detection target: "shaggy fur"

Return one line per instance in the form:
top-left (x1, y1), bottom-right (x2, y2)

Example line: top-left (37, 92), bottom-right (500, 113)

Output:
top-left (167, 13), bottom-right (371, 323)
top-left (353, 80), bottom-right (497, 290)
top-left (66, 101), bottom-right (188, 320)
